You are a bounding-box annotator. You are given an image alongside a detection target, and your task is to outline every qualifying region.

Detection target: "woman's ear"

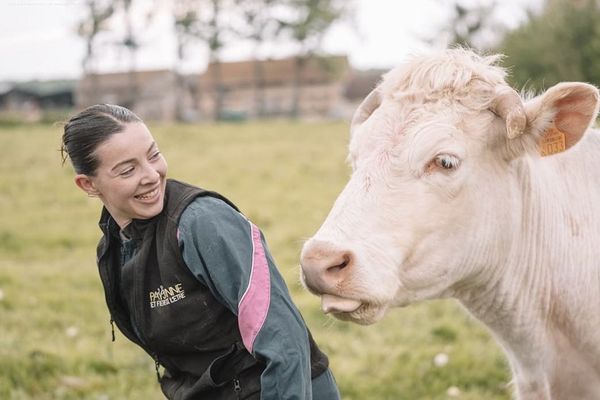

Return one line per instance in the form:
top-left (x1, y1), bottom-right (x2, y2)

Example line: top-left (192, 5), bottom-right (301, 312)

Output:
top-left (74, 174), bottom-right (99, 197)
top-left (524, 82), bottom-right (600, 156)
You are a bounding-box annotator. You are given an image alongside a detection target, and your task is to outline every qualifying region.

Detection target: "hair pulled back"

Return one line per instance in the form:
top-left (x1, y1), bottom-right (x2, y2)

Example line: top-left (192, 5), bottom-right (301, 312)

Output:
top-left (61, 104), bottom-right (142, 175)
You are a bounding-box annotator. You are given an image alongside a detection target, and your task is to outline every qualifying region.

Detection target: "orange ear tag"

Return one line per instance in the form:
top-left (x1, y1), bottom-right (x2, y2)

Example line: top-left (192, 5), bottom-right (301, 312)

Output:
top-left (539, 126), bottom-right (566, 157)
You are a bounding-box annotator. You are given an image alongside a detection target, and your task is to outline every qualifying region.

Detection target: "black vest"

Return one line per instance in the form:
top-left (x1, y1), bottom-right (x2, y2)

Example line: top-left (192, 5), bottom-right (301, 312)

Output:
top-left (96, 179), bottom-right (328, 400)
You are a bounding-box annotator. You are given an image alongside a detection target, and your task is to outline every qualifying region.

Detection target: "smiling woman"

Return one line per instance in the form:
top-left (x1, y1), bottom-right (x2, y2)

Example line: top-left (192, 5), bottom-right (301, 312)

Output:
top-left (60, 104), bottom-right (340, 400)
top-left (70, 120), bottom-right (168, 228)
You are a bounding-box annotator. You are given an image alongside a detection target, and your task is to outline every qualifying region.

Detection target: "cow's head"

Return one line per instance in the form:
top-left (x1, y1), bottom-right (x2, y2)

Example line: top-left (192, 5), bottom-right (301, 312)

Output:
top-left (300, 49), bottom-right (599, 325)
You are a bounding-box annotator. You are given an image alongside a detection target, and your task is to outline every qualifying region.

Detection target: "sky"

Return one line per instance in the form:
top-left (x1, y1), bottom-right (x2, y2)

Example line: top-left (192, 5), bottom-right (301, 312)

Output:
top-left (0, 0), bottom-right (536, 82)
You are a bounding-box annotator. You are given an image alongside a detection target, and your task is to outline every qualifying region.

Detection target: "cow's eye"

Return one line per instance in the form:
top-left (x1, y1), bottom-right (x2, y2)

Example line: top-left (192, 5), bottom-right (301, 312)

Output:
top-left (434, 154), bottom-right (460, 171)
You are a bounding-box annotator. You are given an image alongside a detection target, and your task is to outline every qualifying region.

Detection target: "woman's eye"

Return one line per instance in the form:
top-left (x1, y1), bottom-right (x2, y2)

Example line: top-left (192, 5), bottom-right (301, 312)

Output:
top-left (433, 154), bottom-right (460, 171)
top-left (120, 167), bottom-right (134, 176)
top-left (150, 151), bottom-right (161, 160)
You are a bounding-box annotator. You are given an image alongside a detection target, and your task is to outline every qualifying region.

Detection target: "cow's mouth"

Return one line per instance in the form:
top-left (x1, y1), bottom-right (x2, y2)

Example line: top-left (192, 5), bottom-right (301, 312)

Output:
top-left (320, 294), bottom-right (386, 325)
top-left (320, 294), bottom-right (362, 314)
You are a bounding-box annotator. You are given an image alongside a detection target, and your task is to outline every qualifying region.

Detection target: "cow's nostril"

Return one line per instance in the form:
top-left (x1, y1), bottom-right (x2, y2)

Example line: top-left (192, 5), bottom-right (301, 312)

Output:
top-left (301, 240), bottom-right (354, 293)
top-left (328, 262), bottom-right (346, 273)
top-left (326, 253), bottom-right (351, 275)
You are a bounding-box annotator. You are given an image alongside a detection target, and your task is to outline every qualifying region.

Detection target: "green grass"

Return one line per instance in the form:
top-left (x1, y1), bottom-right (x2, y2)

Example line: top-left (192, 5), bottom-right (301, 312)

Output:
top-left (0, 121), bottom-right (511, 399)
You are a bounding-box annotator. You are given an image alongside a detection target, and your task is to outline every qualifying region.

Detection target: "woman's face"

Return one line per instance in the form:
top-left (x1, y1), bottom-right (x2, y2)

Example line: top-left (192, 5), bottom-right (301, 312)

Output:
top-left (76, 122), bottom-right (168, 228)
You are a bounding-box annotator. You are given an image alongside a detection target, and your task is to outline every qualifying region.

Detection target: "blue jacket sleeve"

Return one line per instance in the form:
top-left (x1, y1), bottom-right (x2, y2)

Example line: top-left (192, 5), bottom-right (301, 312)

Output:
top-left (177, 196), bottom-right (313, 400)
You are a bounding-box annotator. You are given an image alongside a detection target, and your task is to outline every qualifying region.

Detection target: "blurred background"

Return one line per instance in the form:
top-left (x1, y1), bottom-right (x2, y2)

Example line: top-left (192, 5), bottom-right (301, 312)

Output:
top-left (1, 0), bottom-right (599, 399)
top-left (5, 0), bottom-right (595, 124)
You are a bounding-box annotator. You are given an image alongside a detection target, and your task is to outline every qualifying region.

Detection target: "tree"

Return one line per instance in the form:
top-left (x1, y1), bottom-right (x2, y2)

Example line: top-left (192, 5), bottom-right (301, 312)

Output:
top-left (442, 1), bottom-right (499, 48)
top-left (117, 0), bottom-right (140, 109)
top-left (190, 0), bottom-right (237, 121)
top-left (204, 0), bottom-right (226, 121)
top-left (235, 0), bottom-right (280, 118)
top-left (173, 0), bottom-right (202, 121)
top-left (500, 0), bottom-right (600, 92)
top-left (277, 0), bottom-right (350, 118)
top-left (430, 0), bottom-right (533, 50)
top-left (77, 0), bottom-right (114, 99)
top-left (170, 0), bottom-right (239, 121)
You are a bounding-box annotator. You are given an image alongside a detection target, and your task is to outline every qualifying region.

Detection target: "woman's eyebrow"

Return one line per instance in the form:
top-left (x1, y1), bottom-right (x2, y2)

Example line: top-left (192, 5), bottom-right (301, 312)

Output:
top-left (111, 142), bottom-right (156, 172)
top-left (146, 142), bottom-right (158, 154)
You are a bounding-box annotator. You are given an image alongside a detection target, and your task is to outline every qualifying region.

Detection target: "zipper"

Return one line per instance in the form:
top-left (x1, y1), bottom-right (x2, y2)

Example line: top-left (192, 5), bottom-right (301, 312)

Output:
top-left (98, 235), bottom-right (133, 344)
top-left (99, 238), bottom-right (149, 353)
top-left (129, 247), bottom-right (148, 346)
top-left (100, 258), bottom-right (141, 348)
top-left (127, 239), bottom-right (166, 383)
top-left (100, 224), bottom-right (170, 385)
top-left (233, 378), bottom-right (241, 399)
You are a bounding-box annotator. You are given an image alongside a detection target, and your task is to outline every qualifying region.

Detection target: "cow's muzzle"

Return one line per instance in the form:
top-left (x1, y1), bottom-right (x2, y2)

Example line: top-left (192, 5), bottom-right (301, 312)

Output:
top-left (300, 239), bottom-right (362, 313)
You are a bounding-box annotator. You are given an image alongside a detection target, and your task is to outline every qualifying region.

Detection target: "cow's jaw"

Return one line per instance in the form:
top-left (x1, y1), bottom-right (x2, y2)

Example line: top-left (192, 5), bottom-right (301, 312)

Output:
top-left (321, 294), bottom-right (389, 325)
top-left (301, 269), bottom-right (385, 325)
top-left (320, 294), bottom-right (361, 314)
top-left (300, 228), bottom-right (470, 324)
top-left (300, 234), bottom-right (403, 325)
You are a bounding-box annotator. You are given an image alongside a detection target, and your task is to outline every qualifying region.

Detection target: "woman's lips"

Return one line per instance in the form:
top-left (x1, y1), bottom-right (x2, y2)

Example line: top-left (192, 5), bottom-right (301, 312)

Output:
top-left (134, 187), bottom-right (159, 201)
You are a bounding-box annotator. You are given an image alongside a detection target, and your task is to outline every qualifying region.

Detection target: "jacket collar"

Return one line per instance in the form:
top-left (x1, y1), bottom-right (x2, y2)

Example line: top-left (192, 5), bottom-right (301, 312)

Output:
top-left (98, 206), bottom-right (163, 242)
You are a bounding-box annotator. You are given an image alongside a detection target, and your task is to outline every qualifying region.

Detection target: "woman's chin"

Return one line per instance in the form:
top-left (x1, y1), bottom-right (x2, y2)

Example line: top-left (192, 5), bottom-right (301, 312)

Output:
top-left (133, 192), bottom-right (166, 219)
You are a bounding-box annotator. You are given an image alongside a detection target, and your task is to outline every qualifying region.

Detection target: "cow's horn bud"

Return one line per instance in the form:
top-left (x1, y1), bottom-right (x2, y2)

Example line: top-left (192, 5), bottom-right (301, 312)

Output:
top-left (351, 88), bottom-right (382, 135)
top-left (490, 87), bottom-right (527, 139)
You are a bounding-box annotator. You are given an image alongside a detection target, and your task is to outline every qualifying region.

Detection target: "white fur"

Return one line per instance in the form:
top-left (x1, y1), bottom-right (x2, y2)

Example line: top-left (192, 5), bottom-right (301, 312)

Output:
top-left (301, 49), bottom-right (600, 399)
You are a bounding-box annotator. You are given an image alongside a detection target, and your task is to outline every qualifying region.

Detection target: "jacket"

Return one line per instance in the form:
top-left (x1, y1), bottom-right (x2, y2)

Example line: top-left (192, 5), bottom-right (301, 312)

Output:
top-left (96, 179), bottom-right (329, 399)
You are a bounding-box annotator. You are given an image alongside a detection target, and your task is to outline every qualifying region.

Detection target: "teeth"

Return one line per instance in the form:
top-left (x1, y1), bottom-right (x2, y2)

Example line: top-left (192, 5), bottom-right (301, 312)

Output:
top-left (136, 188), bottom-right (158, 200)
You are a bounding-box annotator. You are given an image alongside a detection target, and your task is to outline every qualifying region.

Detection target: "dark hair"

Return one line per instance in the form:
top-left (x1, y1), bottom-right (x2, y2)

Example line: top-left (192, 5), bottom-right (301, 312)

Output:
top-left (61, 104), bottom-right (142, 175)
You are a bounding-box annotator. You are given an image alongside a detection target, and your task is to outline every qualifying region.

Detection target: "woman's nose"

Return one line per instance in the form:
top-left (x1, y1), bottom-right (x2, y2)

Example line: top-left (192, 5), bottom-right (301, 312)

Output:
top-left (140, 162), bottom-right (160, 184)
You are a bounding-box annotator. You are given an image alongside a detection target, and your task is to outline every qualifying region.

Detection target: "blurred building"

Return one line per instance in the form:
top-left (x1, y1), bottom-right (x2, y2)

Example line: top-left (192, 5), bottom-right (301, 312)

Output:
top-left (339, 68), bottom-right (386, 120)
top-left (6, 54), bottom-right (386, 123)
top-left (0, 80), bottom-right (75, 122)
top-left (76, 69), bottom-right (199, 121)
top-left (199, 55), bottom-right (353, 120)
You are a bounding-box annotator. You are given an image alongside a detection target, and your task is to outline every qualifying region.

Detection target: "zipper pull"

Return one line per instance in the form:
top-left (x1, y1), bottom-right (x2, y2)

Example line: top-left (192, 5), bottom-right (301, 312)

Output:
top-left (233, 378), bottom-right (241, 398)
top-left (154, 355), bottom-right (161, 382)
top-left (110, 318), bottom-right (115, 342)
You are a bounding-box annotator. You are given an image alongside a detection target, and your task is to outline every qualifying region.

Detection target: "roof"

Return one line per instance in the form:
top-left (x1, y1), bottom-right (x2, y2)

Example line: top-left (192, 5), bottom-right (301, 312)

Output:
top-left (5, 79), bottom-right (77, 96)
top-left (78, 69), bottom-right (178, 87)
top-left (82, 68), bottom-right (175, 80)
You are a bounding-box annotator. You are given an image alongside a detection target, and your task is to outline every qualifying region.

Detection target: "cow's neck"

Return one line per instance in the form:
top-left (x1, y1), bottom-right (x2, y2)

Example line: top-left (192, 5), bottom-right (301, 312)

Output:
top-left (460, 150), bottom-right (599, 317)
top-left (457, 149), bottom-right (600, 399)
top-left (458, 156), bottom-right (561, 317)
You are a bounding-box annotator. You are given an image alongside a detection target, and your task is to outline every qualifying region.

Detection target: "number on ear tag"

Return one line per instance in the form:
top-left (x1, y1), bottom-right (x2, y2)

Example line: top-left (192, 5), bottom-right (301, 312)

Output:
top-left (539, 126), bottom-right (566, 156)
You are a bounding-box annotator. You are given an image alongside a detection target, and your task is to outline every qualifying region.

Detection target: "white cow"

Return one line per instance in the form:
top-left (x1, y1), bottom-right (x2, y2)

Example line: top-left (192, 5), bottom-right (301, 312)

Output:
top-left (300, 49), bottom-right (600, 400)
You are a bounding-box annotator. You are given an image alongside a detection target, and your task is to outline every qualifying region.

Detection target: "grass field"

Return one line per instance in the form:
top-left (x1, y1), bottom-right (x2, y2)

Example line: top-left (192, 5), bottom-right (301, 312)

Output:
top-left (0, 121), bottom-right (511, 399)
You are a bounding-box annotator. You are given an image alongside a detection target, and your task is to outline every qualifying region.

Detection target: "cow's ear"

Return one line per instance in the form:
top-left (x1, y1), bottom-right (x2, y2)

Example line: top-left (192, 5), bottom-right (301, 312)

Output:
top-left (524, 82), bottom-right (599, 157)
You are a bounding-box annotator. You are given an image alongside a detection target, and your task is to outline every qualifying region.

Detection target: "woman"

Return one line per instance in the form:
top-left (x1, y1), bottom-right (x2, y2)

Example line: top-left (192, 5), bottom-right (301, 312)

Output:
top-left (61, 104), bottom-right (340, 400)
